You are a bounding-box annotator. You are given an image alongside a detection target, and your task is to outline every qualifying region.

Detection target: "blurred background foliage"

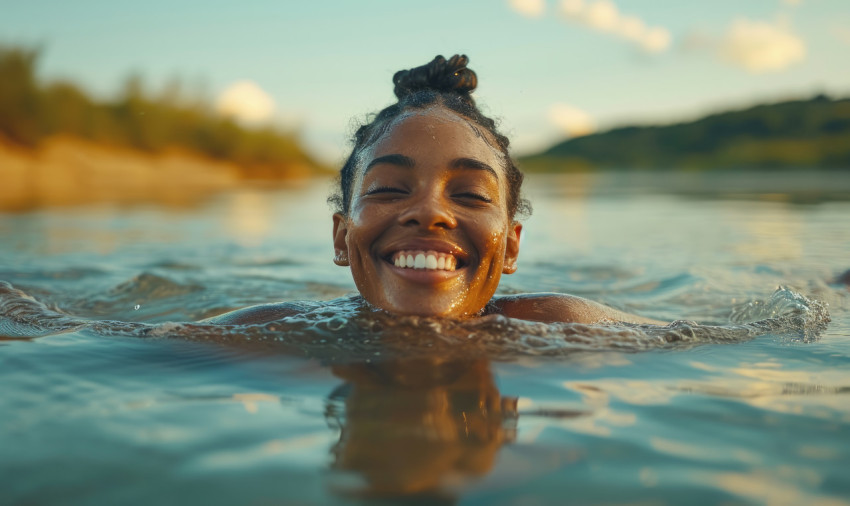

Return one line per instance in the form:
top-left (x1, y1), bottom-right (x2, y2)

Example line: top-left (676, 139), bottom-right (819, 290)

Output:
top-left (3, 44), bottom-right (848, 177)
top-left (521, 94), bottom-right (850, 172)
top-left (0, 45), bottom-right (326, 177)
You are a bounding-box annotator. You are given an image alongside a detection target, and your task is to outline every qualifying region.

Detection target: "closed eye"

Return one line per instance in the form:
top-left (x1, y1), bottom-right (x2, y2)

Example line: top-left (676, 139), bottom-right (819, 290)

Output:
top-left (453, 192), bottom-right (492, 203)
top-left (365, 186), bottom-right (408, 196)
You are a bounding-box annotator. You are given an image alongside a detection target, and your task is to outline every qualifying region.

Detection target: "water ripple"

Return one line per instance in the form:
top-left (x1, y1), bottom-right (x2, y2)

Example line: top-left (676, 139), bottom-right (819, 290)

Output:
top-left (0, 281), bottom-right (830, 361)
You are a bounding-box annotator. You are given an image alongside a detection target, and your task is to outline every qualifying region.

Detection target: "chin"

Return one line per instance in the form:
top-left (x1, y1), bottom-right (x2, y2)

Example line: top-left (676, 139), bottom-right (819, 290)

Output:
top-left (370, 294), bottom-right (472, 318)
top-left (383, 302), bottom-right (454, 318)
top-left (353, 267), bottom-right (492, 318)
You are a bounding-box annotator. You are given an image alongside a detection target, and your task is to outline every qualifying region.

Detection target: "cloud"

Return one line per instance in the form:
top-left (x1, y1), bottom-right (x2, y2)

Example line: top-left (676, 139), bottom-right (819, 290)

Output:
top-left (216, 80), bottom-right (276, 124)
top-left (548, 103), bottom-right (596, 137)
top-left (508, 0), bottom-right (545, 18)
top-left (782, 0), bottom-right (802, 5)
top-left (720, 18), bottom-right (805, 73)
top-left (557, 0), bottom-right (672, 53)
top-left (584, 0), bottom-right (618, 31)
top-left (641, 27), bottom-right (672, 53)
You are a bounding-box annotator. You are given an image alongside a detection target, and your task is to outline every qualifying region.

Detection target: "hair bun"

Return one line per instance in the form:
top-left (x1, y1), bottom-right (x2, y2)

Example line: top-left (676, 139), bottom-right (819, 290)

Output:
top-left (392, 54), bottom-right (477, 100)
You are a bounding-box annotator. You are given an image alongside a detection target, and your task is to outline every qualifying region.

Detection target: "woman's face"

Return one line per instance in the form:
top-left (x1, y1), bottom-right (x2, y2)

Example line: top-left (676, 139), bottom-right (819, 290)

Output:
top-left (332, 106), bottom-right (521, 318)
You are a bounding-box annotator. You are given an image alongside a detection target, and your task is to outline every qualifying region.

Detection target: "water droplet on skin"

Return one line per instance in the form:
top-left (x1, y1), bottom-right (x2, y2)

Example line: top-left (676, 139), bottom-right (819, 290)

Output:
top-left (134, 304), bottom-right (140, 310)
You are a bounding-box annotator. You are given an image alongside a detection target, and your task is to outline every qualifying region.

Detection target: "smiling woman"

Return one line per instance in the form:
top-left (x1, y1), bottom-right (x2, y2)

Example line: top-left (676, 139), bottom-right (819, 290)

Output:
top-left (332, 107), bottom-right (520, 318)
top-left (206, 55), bottom-right (664, 325)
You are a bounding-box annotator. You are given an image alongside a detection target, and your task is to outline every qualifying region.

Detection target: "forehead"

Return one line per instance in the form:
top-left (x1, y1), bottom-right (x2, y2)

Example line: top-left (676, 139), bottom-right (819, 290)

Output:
top-left (357, 106), bottom-right (505, 176)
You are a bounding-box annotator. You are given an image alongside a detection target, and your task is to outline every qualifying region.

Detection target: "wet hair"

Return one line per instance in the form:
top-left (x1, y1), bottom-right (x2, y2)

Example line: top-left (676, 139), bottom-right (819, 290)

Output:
top-left (329, 54), bottom-right (531, 220)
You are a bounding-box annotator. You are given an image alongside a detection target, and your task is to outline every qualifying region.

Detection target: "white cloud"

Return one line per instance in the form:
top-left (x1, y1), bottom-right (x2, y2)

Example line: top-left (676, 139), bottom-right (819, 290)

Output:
top-left (720, 18), bottom-right (805, 73)
top-left (508, 0), bottom-right (546, 18)
top-left (584, 0), bottom-right (619, 31)
top-left (548, 103), bottom-right (596, 137)
top-left (557, 0), bottom-right (671, 53)
top-left (216, 80), bottom-right (276, 124)
top-left (641, 26), bottom-right (672, 53)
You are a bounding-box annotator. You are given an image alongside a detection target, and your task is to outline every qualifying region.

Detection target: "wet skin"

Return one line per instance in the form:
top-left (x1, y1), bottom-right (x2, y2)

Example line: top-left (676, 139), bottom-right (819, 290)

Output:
top-left (332, 106), bottom-right (521, 318)
top-left (205, 107), bottom-right (666, 325)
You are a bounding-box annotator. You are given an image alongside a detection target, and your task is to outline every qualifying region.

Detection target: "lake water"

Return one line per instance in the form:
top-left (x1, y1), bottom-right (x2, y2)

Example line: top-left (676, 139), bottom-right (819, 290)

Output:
top-left (1, 171), bottom-right (849, 505)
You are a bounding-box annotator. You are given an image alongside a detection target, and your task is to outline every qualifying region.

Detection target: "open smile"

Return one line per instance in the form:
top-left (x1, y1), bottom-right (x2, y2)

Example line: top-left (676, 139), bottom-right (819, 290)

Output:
top-left (379, 242), bottom-right (470, 282)
top-left (389, 250), bottom-right (460, 271)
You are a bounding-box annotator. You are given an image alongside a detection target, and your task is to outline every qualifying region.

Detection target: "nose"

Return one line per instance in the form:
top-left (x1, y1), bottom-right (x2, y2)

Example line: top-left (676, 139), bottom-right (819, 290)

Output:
top-left (397, 190), bottom-right (457, 230)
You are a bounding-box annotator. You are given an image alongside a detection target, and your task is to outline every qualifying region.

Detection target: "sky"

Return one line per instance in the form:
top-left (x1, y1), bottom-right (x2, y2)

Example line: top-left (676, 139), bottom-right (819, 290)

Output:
top-left (2, 0), bottom-right (849, 164)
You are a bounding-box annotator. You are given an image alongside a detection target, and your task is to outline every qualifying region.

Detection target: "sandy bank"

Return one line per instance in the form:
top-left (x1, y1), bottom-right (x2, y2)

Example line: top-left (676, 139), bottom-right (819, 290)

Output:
top-left (0, 136), bottom-right (316, 211)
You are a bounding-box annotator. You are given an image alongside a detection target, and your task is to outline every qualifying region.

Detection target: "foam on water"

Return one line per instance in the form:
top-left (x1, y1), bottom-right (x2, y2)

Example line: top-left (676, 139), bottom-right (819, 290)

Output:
top-left (0, 280), bottom-right (830, 361)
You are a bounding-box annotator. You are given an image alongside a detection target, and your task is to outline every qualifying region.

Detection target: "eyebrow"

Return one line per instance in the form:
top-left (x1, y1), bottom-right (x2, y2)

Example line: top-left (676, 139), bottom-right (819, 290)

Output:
top-left (449, 157), bottom-right (499, 180)
top-left (364, 154), bottom-right (499, 180)
top-left (364, 154), bottom-right (415, 173)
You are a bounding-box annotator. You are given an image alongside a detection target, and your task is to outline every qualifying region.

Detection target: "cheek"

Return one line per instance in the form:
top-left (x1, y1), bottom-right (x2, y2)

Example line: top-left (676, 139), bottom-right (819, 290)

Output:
top-left (347, 205), bottom-right (393, 249)
top-left (473, 217), bottom-right (510, 260)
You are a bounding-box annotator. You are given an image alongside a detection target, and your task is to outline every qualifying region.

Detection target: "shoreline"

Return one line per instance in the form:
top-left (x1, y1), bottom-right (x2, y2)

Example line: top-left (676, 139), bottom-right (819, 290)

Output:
top-left (0, 136), bottom-right (320, 211)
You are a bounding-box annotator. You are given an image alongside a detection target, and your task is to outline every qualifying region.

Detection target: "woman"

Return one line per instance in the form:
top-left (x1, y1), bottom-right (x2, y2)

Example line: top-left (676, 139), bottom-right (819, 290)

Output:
top-left (208, 55), bottom-right (663, 326)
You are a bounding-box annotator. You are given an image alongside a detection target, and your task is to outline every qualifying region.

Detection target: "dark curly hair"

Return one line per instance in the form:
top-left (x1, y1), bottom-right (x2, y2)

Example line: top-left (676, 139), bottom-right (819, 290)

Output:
top-left (329, 54), bottom-right (531, 220)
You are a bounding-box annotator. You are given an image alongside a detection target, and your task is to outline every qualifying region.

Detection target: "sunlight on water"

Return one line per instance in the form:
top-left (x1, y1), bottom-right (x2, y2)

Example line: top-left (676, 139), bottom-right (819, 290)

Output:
top-left (225, 189), bottom-right (275, 248)
top-left (1, 172), bottom-right (849, 505)
top-left (730, 201), bottom-right (804, 262)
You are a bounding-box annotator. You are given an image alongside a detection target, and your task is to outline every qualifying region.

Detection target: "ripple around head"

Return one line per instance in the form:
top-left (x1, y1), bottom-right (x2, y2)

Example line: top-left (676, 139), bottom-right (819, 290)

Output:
top-left (136, 288), bottom-right (830, 361)
top-left (0, 282), bottom-right (830, 360)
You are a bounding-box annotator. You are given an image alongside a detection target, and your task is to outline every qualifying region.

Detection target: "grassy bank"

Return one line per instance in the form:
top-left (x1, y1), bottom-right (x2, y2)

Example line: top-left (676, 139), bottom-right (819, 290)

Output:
top-left (0, 46), bottom-right (327, 180)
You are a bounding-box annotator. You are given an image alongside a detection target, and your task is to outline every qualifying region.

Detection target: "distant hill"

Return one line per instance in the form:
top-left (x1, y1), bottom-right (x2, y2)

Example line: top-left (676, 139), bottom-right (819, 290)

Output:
top-left (520, 95), bottom-right (850, 171)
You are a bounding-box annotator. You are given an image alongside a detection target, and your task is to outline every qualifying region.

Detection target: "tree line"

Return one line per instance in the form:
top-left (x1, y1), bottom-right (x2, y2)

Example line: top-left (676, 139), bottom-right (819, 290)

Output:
top-left (0, 45), bottom-right (325, 177)
top-left (521, 94), bottom-right (850, 171)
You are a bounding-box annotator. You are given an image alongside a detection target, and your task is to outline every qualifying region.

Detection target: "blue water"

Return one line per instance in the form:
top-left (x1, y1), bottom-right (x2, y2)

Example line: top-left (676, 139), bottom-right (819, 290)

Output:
top-left (1, 171), bottom-right (849, 505)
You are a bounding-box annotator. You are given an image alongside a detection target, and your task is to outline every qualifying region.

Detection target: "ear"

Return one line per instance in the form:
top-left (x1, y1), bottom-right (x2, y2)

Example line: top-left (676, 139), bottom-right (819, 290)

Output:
top-left (332, 213), bottom-right (350, 266)
top-left (502, 222), bottom-right (522, 274)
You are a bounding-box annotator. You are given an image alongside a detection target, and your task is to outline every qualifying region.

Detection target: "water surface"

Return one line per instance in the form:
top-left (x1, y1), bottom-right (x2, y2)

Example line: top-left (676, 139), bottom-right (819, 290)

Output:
top-left (2, 171), bottom-right (849, 505)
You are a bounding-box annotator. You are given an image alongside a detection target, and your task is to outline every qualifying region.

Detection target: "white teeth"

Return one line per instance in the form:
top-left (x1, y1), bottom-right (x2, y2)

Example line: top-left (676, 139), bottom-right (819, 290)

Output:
top-left (391, 250), bottom-right (458, 271)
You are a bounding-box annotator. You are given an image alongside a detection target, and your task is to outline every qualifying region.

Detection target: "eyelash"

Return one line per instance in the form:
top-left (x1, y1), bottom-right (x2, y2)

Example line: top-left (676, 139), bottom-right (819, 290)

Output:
top-left (454, 192), bottom-right (492, 203)
top-left (365, 186), bottom-right (407, 196)
top-left (364, 187), bottom-right (492, 203)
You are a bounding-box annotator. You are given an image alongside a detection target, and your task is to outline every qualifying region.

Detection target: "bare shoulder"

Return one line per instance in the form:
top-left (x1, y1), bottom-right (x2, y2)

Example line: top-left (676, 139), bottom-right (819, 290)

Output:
top-left (488, 293), bottom-right (666, 325)
top-left (200, 302), bottom-right (308, 325)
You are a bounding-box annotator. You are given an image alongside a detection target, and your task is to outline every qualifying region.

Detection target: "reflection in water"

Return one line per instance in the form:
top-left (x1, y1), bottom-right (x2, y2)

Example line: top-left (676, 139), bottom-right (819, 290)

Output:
top-left (225, 189), bottom-right (274, 248)
top-left (325, 358), bottom-right (517, 499)
top-left (725, 199), bottom-right (804, 262)
top-left (565, 360), bottom-right (850, 425)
